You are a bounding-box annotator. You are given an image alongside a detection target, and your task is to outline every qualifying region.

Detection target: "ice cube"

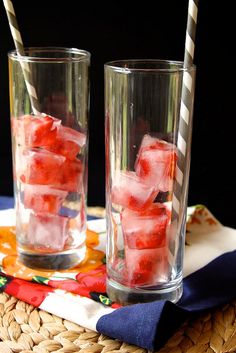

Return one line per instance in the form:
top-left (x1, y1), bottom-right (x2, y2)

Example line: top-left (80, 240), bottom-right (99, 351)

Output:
top-left (28, 212), bottom-right (69, 252)
top-left (111, 171), bottom-right (158, 211)
top-left (20, 149), bottom-right (83, 192)
top-left (59, 158), bottom-right (83, 192)
top-left (124, 246), bottom-right (169, 286)
top-left (20, 149), bottom-right (66, 185)
top-left (57, 126), bottom-right (86, 147)
top-left (135, 134), bottom-right (177, 192)
top-left (12, 114), bottom-right (60, 148)
top-left (23, 184), bottom-right (68, 214)
top-left (121, 203), bottom-right (169, 249)
top-left (43, 125), bottom-right (86, 160)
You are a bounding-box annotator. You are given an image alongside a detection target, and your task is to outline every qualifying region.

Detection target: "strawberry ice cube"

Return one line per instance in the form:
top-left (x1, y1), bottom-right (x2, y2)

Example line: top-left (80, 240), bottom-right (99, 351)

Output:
top-left (20, 149), bottom-right (83, 192)
top-left (44, 140), bottom-right (80, 161)
top-left (12, 114), bottom-right (60, 147)
top-left (121, 203), bottom-right (169, 249)
top-left (24, 184), bottom-right (67, 214)
top-left (28, 213), bottom-right (69, 252)
top-left (20, 149), bottom-right (66, 185)
top-left (124, 246), bottom-right (169, 286)
top-left (111, 171), bottom-right (158, 211)
top-left (43, 126), bottom-right (86, 160)
top-left (59, 158), bottom-right (83, 192)
top-left (58, 126), bottom-right (86, 147)
top-left (135, 134), bottom-right (177, 192)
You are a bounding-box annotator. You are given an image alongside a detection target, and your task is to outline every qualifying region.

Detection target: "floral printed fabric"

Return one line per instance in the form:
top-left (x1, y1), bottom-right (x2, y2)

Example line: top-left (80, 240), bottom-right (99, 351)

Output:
top-left (0, 205), bottom-right (231, 308)
top-left (0, 218), bottom-right (120, 308)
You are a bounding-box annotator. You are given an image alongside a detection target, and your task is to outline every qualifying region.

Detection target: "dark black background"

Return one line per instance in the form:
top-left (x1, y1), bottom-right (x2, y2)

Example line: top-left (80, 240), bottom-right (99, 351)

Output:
top-left (0, 1), bottom-right (235, 227)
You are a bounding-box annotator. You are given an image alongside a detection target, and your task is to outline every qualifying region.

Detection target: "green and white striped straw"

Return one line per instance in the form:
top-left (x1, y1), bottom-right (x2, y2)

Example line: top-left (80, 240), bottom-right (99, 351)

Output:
top-left (3, 0), bottom-right (41, 115)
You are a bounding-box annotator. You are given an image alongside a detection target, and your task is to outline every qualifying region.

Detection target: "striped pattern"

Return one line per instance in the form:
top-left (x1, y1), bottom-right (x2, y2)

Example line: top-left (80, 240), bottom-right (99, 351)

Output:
top-left (172, 0), bottom-right (199, 228)
top-left (3, 0), bottom-right (40, 114)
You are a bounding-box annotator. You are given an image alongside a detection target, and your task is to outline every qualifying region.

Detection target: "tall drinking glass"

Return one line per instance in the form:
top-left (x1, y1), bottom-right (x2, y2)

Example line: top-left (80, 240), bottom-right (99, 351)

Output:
top-left (105, 60), bottom-right (196, 304)
top-left (9, 47), bottom-right (90, 270)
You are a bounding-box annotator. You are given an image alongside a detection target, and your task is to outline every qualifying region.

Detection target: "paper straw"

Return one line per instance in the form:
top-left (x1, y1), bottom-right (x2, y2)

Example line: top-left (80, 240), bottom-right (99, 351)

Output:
top-left (172, 0), bottom-right (199, 230)
top-left (3, 0), bottom-right (41, 115)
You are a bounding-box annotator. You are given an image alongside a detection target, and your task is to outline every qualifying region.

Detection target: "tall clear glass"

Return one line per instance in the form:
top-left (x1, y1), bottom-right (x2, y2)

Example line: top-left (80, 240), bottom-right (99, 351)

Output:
top-left (105, 60), bottom-right (196, 304)
top-left (9, 47), bottom-right (90, 270)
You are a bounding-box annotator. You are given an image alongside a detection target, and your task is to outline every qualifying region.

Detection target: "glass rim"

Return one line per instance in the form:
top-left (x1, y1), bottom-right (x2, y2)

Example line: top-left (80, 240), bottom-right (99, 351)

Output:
top-left (8, 46), bottom-right (91, 63)
top-left (105, 59), bottom-right (196, 73)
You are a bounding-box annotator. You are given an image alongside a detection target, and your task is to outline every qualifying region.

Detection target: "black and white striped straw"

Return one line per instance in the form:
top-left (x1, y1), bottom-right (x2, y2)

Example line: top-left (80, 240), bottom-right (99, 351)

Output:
top-left (3, 0), bottom-right (40, 115)
top-left (172, 0), bottom-right (199, 225)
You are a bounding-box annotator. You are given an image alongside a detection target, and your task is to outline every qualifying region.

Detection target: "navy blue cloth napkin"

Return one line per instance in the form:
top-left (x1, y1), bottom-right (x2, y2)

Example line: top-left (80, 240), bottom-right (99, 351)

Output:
top-left (97, 250), bottom-right (236, 351)
top-left (0, 196), bottom-right (14, 210)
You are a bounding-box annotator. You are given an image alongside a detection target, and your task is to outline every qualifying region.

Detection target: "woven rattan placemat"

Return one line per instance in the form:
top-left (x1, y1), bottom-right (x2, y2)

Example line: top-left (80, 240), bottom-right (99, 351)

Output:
top-left (1, 293), bottom-right (236, 353)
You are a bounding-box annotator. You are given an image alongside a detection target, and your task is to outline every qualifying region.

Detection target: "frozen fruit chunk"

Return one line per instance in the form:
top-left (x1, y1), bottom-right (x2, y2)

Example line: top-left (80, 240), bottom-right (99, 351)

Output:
top-left (135, 134), bottom-right (177, 192)
top-left (20, 149), bottom-right (66, 185)
top-left (124, 246), bottom-right (169, 286)
top-left (131, 202), bottom-right (169, 217)
top-left (43, 125), bottom-right (86, 160)
top-left (44, 139), bottom-right (80, 160)
top-left (12, 114), bottom-right (60, 147)
top-left (21, 149), bottom-right (83, 192)
top-left (28, 213), bottom-right (69, 252)
top-left (58, 126), bottom-right (86, 147)
top-left (59, 158), bottom-right (83, 192)
top-left (24, 184), bottom-right (68, 214)
top-left (111, 171), bottom-right (158, 211)
top-left (122, 203), bottom-right (169, 249)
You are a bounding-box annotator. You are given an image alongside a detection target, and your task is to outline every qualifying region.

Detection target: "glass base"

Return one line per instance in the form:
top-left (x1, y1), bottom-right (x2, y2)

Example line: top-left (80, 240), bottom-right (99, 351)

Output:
top-left (18, 243), bottom-right (86, 270)
top-left (107, 278), bottom-right (183, 305)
